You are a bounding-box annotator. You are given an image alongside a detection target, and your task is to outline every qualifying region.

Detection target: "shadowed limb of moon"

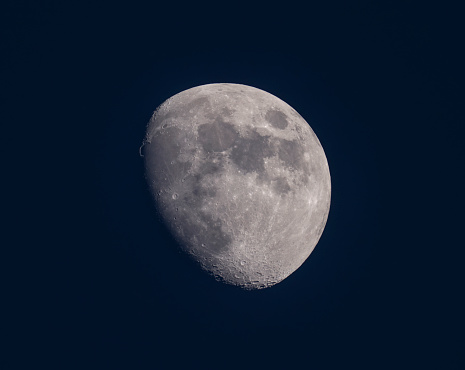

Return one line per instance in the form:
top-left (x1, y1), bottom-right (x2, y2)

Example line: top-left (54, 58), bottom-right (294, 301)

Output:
top-left (142, 83), bottom-right (331, 290)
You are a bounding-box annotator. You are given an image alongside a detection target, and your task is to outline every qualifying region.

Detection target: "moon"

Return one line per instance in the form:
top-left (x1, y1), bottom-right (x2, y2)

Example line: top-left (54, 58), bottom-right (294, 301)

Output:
top-left (141, 83), bottom-right (331, 289)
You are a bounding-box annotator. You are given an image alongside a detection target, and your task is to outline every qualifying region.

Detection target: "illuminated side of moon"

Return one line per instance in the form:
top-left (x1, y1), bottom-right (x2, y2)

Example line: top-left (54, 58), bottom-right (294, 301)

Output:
top-left (141, 83), bottom-right (331, 289)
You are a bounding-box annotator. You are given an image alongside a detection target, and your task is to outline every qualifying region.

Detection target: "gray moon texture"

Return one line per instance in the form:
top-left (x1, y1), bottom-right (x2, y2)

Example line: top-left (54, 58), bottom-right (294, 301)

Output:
top-left (141, 83), bottom-right (331, 290)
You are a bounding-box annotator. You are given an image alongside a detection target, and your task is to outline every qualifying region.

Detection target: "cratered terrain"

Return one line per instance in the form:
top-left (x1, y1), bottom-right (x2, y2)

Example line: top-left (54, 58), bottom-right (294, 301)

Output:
top-left (141, 83), bottom-right (331, 289)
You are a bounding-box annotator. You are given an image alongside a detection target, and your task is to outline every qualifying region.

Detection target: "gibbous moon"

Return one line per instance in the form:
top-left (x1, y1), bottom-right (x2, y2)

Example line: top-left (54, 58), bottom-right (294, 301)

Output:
top-left (141, 83), bottom-right (331, 289)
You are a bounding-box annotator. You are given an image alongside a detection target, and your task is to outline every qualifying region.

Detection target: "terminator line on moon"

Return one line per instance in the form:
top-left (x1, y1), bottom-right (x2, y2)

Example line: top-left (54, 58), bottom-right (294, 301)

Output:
top-left (141, 83), bottom-right (331, 289)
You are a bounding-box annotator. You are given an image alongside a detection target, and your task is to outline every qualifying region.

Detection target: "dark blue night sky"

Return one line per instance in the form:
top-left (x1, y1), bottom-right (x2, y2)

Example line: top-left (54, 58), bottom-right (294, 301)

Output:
top-left (3, 1), bottom-right (463, 369)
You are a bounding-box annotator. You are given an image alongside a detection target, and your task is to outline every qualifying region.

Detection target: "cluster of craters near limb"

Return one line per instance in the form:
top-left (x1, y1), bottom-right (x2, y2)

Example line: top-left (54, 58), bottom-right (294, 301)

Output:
top-left (142, 83), bottom-right (331, 289)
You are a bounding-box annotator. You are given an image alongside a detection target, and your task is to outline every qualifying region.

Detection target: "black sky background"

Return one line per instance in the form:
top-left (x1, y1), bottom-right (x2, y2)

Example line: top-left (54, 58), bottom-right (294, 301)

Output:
top-left (3, 1), bottom-right (464, 369)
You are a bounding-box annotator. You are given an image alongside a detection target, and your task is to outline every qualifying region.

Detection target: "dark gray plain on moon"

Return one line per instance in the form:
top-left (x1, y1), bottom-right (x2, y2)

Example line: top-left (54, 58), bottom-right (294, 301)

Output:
top-left (141, 83), bottom-right (331, 289)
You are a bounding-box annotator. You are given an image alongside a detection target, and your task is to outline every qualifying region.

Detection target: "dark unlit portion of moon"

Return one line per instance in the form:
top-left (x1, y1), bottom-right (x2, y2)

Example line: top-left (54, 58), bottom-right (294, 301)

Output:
top-left (142, 83), bottom-right (331, 289)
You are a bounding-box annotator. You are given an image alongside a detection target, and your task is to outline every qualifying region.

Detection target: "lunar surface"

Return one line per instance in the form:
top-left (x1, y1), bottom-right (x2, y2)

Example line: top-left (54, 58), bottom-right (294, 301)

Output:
top-left (141, 83), bottom-right (331, 289)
